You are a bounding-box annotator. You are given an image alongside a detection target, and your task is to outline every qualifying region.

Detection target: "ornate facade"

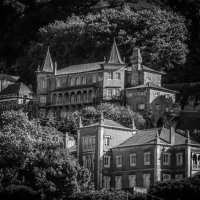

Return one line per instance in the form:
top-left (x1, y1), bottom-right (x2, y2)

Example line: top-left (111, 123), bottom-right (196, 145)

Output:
top-left (36, 40), bottom-right (177, 124)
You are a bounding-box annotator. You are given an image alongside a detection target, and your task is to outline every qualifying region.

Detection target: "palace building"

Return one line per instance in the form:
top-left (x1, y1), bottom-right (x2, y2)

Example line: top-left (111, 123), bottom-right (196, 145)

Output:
top-left (77, 115), bottom-right (200, 190)
top-left (36, 39), bottom-right (177, 126)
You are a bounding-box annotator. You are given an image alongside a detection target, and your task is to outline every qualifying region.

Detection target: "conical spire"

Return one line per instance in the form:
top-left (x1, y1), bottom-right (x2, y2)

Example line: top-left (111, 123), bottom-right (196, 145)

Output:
top-left (42, 46), bottom-right (54, 73)
top-left (130, 47), bottom-right (142, 70)
top-left (107, 38), bottom-right (124, 64)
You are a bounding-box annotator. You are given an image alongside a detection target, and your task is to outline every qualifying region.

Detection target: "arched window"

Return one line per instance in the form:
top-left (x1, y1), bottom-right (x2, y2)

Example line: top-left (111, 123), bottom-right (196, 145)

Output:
top-left (82, 76), bottom-right (86, 84)
top-left (88, 90), bottom-right (93, 101)
top-left (58, 93), bottom-right (63, 104)
top-left (70, 93), bottom-right (75, 103)
top-left (76, 92), bottom-right (82, 103)
top-left (83, 91), bottom-right (87, 102)
top-left (52, 94), bottom-right (57, 105)
top-left (64, 93), bottom-right (69, 104)
top-left (75, 77), bottom-right (80, 85)
top-left (70, 77), bottom-right (75, 86)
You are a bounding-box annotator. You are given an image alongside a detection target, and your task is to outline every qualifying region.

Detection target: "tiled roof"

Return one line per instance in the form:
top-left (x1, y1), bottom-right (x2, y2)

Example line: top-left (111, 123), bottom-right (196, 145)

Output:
top-left (42, 47), bottom-right (54, 72)
top-left (82, 119), bottom-right (131, 130)
top-left (0, 74), bottom-right (19, 82)
top-left (142, 66), bottom-right (165, 74)
top-left (116, 127), bottom-right (199, 148)
top-left (0, 82), bottom-right (32, 96)
top-left (56, 62), bottom-right (104, 75)
top-left (107, 38), bottom-right (124, 64)
top-left (126, 82), bottom-right (178, 93)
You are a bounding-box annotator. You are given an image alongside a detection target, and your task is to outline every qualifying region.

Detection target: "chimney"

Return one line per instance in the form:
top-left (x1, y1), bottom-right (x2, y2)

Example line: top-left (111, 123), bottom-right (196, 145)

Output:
top-left (63, 132), bottom-right (69, 148)
top-left (54, 61), bottom-right (57, 75)
top-left (170, 127), bottom-right (175, 145)
top-left (155, 129), bottom-right (160, 143)
top-left (129, 47), bottom-right (142, 70)
top-left (185, 129), bottom-right (190, 144)
top-left (100, 112), bottom-right (104, 126)
top-left (79, 116), bottom-right (83, 128)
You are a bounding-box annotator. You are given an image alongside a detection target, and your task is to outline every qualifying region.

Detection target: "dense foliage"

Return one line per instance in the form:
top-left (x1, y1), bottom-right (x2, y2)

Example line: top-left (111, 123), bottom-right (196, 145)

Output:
top-left (0, 0), bottom-right (199, 86)
top-left (0, 110), bottom-right (90, 200)
top-left (68, 190), bottom-right (146, 200)
top-left (147, 175), bottom-right (200, 200)
top-left (28, 6), bottom-right (187, 86)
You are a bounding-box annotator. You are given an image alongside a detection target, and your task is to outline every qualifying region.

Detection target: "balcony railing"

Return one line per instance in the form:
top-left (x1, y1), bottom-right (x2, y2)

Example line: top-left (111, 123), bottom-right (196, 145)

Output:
top-left (50, 98), bottom-right (93, 106)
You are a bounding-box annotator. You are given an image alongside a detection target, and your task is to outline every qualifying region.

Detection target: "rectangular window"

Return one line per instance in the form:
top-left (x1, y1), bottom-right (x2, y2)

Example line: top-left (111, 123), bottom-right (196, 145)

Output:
top-left (143, 173), bottom-right (150, 188)
top-left (115, 72), bottom-right (121, 80)
top-left (116, 155), bottom-right (122, 168)
top-left (108, 72), bottom-right (112, 80)
top-left (144, 152), bottom-right (150, 165)
top-left (130, 154), bottom-right (136, 167)
top-left (104, 136), bottom-right (111, 147)
top-left (176, 153), bottom-right (183, 166)
top-left (114, 89), bottom-right (120, 96)
top-left (138, 104), bottom-right (145, 110)
top-left (163, 153), bottom-right (171, 165)
top-left (39, 95), bottom-right (46, 103)
top-left (93, 74), bottom-right (97, 83)
top-left (163, 174), bottom-right (171, 182)
top-left (175, 174), bottom-right (183, 181)
top-left (129, 175), bottom-right (136, 188)
top-left (104, 156), bottom-right (111, 168)
top-left (107, 89), bottom-right (113, 98)
top-left (104, 176), bottom-right (111, 189)
top-left (115, 176), bottom-right (122, 189)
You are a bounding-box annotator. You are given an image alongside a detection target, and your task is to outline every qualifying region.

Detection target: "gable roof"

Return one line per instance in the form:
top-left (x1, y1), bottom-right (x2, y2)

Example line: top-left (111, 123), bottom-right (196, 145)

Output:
top-left (0, 82), bottom-right (33, 96)
top-left (42, 47), bottom-right (54, 73)
top-left (0, 74), bottom-right (19, 82)
top-left (80, 119), bottom-right (133, 130)
top-left (126, 82), bottom-right (178, 93)
top-left (107, 38), bottom-right (124, 64)
top-left (142, 66), bottom-right (165, 75)
top-left (116, 127), bottom-right (199, 148)
top-left (56, 62), bottom-right (104, 75)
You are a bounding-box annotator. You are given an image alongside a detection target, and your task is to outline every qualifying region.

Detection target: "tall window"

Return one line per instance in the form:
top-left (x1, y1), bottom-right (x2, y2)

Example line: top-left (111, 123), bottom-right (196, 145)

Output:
top-left (104, 136), bottom-right (111, 148)
top-left (104, 156), bottom-right (111, 168)
top-left (82, 76), bottom-right (86, 84)
top-left (163, 174), bottom-right (171, 182)
top-left (39, 95), bottom-right (46, 103)
top-left (41, 80), bottom-right (46, 88)
top-left (115, 176), bottom-right (122, 189)
top-left (129, 175), bottom-right (136, 188)
top-left (107, 89), bottom-right (113, 98)
top-left (138, 103), bottom-right (145, 110)
top-left (130, 154), bottom-right (136, 166)
top-left (75, 77), bottom-right (80, 85)
top-left (143, 173), bottom-right (150, 188)
top-left (176, 153), bottom-right (183, 166)
top-left (108, 72), bottom-right (112, 80)
top-left (144, 152), bottom-right (150, 165)
top-left (70, 77), bottom-right (75, 86)
top-left (93, 74), bottom-right (97, 83)
top-left (104, 176), bottom-right (111, 189)
top-left (116, 155), bottom-right (122, 168)
top-left (115, 72), bottom-right (121, 80)
top-left (115, 89), bottom-right (120, 96)
top-left (163, 153), bottom-right (171, 165)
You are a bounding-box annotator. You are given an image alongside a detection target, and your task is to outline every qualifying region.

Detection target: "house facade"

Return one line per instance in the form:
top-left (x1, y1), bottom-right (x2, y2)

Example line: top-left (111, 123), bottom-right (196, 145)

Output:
top-left (0, 82), bottom-right (35, 115)
top-left (77, 116), bottom-right (200, 190)
top-left (36, 40), bottom-right (177, 125)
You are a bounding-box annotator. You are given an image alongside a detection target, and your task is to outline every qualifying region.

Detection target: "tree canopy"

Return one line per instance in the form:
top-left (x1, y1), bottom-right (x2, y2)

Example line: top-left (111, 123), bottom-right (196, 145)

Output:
top-left (28, 6), bottom-right (188, 76)
top-left (0, 110), bottom-right (90, 200)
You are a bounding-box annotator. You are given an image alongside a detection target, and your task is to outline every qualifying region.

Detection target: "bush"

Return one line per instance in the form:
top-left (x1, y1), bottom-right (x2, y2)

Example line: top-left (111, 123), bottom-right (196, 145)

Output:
top-left (68, 190), bottom-right (146, 200)
top-left (0, 185), bottom-right (41, 200)
top-left (148, 175), bottom-right (200, 200)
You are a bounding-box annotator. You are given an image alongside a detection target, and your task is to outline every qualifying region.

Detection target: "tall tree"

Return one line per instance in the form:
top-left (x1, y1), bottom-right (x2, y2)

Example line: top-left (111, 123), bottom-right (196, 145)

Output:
top-left (0, 110), bottom-right (90, 200)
